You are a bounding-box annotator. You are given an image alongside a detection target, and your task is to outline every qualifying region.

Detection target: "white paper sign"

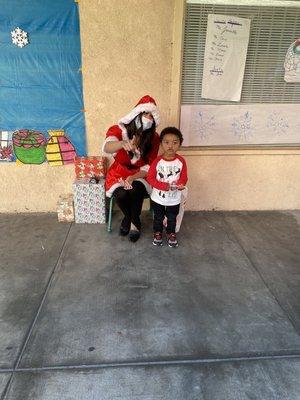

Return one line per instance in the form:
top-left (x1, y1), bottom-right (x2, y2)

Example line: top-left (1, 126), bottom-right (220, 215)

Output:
top-left (202, 14), bottom-right (251, 102)
top-left (180, 104), bottom-right (300, 146)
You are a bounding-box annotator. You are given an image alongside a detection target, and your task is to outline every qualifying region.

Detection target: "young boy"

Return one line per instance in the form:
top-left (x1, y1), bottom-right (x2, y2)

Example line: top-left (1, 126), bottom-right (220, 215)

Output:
top-left (147, 127), bottom-right (188, 247)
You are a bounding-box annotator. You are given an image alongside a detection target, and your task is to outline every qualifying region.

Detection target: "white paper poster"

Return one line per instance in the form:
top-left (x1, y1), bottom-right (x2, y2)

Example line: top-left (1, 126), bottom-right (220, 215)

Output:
top-left (202, 14), bottom-right (251, 102)
top-left (284, 39), bottom-right (300, 83)
top-left (180, 104), bottom-right (300, 146)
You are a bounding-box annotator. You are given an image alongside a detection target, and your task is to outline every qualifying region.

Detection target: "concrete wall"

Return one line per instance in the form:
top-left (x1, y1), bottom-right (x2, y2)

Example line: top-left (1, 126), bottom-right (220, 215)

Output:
top-left (1, 0), bottom-right (299, 212)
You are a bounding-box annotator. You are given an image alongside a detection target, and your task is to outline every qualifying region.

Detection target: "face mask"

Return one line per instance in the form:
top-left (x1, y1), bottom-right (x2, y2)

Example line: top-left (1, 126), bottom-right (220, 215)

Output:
top-left (135, 117), bottom-right (142, 130)
top-left (142, 116), bottom-right (153, 131)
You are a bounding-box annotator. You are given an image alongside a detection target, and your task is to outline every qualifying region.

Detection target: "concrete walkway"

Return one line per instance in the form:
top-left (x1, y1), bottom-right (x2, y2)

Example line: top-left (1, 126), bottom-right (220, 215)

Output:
top-left (0, 211), bottom-right (299, 399)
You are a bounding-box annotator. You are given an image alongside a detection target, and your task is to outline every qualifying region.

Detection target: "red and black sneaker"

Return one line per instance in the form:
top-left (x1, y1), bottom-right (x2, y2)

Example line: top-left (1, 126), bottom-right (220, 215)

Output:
top-left (167, 233), bottom-right (178, 248)
top-left (153, 232), bottom-right (163, 246)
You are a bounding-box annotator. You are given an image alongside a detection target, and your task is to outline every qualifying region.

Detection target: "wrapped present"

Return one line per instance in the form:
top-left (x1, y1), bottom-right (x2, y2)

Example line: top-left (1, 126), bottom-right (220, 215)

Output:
top-left (74, 156), bottom-right (106, 179)
top-left (73, 178), bottom-right (106, 224)
top-left (46, 130), bottom-right (77, 166)
top-left (57, 194), bottom-right (74, 222)
top-left (0, 131), bottom-right (14, 162)
top-left (13, 129), bottom-right (46, 164)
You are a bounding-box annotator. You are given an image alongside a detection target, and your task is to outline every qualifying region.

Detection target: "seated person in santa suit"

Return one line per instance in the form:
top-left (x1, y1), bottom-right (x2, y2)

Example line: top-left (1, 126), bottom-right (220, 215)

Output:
top-left (102, 95), bottom-right (160, 242)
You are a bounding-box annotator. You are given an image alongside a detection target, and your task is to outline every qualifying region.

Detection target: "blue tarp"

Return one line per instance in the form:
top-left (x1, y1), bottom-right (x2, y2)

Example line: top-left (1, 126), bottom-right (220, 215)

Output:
top-left (0, 0), bottom-right (86, 156)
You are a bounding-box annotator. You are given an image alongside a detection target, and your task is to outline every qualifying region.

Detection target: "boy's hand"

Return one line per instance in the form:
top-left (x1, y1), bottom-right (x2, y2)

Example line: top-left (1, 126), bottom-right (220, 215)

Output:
top-left (177, 184), bottom-right (185, 191)
top-left (169, 181), bottom-right (185, 191)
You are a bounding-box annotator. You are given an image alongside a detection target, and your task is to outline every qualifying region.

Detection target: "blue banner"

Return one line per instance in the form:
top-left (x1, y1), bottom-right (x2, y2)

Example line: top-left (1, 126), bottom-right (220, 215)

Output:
top-left (0, 0), bottom-right (86, 157)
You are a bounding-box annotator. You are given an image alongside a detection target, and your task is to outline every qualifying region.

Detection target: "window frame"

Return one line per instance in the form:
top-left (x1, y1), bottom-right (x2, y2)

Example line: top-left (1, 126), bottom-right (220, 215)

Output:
top-left (170, 0), bottom-right (300, 150)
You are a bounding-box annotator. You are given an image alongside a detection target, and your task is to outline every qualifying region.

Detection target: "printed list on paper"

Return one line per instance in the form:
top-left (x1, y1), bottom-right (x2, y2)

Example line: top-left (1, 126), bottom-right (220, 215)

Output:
top-left (201, 14), bottom-right (251, 102)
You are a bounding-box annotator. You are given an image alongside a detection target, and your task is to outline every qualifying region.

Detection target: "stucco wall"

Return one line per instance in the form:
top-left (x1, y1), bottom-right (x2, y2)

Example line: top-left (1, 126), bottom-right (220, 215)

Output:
top-left (1, 0), bottom-right (299, 212)
top-left (184, 150), bottom-right (300, 210)
top-left (0, 0), bottom-right (174, 213)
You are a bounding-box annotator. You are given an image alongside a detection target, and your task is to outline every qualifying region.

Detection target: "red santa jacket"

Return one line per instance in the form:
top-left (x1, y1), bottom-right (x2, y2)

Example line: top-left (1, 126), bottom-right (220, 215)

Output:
top-left (103, 124), bottom-right (160, 197)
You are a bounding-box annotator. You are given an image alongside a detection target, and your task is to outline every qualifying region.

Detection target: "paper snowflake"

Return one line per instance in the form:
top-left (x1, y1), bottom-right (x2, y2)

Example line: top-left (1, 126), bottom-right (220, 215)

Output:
top-left (11, 27), bottom-right (29, 48)
top-left (267, 112), bottom-right (289, 136)
top-left (191, 111), bottom-right (215, 141)
top-left (231, 111), bottom-right (253, 141)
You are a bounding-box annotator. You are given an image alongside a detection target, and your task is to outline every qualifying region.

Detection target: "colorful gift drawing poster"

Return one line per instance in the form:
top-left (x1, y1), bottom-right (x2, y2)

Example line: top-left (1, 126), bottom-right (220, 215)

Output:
top-left (0, 131), bottom-right (14, 161)
top-left (0, 0), bottom-right (86, 158)
top-left (202, 14), bottom-right (251, 102)
top-left (13, 129), bottom-right (46, 164)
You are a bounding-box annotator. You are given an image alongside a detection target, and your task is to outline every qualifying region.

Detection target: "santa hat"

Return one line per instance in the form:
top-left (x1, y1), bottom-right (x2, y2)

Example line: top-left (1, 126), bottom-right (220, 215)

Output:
top-left (119, 95), bottom-right (160, 127)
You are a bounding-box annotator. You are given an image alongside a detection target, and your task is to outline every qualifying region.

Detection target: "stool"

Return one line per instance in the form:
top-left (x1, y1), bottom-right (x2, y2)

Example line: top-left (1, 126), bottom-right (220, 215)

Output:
top-left (107, 193), bottom-right (151, 233)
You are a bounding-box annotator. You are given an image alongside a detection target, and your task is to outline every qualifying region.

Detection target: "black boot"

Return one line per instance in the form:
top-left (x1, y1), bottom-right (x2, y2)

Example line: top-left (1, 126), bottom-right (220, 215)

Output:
top-left (128, 230), bottom-right (140, 242)
top-left (119, 217), bottom-right (130, 236)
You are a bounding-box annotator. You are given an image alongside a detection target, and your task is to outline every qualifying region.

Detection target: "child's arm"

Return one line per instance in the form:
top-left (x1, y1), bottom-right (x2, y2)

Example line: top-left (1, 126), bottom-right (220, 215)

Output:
top-left (147, 157), bottom-right (170, 191)
top-left (176, 157), bottom-right (188, 189)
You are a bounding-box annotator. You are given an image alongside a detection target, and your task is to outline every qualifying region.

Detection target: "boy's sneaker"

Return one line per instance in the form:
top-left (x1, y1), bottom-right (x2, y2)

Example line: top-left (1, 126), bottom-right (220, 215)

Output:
top-left (153, 232), bottom-right (163, 246)
top-left (167, 233), bottom-right (178, 248)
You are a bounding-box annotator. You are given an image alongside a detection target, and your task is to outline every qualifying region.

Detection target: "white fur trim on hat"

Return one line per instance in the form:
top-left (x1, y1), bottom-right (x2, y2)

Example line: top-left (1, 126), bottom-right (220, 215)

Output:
top-left (119, 97), bottom-right (160, 127)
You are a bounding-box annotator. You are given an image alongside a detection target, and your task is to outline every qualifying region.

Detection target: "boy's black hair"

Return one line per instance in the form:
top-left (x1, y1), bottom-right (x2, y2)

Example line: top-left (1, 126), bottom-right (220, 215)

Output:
top-left (160, 127), bottom-right (183, 145)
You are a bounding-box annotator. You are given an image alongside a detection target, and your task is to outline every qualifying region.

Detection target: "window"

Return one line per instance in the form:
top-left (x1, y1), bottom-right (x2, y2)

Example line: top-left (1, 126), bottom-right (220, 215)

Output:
top-left (182, 0), bottom-right (300, 105)
top-left (180, 0), bottom-right (300, 147)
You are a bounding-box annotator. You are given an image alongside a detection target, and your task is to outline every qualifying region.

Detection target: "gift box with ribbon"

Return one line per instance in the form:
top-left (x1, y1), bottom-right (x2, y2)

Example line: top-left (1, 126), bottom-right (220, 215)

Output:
top-left (74, 156), bottom-right (106, 179)
top-left (57, 194), bottom-right (74, 222)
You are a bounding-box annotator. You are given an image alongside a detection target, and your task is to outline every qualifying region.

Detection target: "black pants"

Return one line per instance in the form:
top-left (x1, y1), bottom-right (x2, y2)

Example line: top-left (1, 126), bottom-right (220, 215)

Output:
top-left (151, 201), bottom-right (180, 234)
top-left (113, 181), bottom-right (147, 231)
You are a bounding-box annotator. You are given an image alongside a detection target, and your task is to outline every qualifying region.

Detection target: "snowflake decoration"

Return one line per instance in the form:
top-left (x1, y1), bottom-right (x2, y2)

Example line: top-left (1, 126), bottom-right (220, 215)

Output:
top-left (191, 111), bottom-right (215, 141)
top-left (11, 27), bottom-right (29, 48)
top-left (231, 111), bottom-right (253, 141)
top-left (267, 112), bottom-right (289, 136)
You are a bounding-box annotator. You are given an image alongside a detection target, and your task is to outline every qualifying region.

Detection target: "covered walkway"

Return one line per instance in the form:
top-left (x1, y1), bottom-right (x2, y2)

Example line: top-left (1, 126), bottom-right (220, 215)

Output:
top-left (0, 211), bottom-right (299, 399)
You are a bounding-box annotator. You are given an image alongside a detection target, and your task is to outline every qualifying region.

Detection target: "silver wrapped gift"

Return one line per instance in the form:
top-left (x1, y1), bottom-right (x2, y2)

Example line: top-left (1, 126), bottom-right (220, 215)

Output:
top-left (73, 178), bottom-right (106, 224)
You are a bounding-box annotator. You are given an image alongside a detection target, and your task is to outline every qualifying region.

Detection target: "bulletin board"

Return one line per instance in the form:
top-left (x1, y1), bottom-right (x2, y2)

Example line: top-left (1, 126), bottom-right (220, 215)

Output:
top-left (0, 0), bottom-right (86, 163)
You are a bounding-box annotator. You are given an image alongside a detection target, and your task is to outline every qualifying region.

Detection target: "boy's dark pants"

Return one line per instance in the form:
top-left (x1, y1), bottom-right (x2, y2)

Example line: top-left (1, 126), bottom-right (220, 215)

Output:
top-left (151, 201), bottom-right (180, 234)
